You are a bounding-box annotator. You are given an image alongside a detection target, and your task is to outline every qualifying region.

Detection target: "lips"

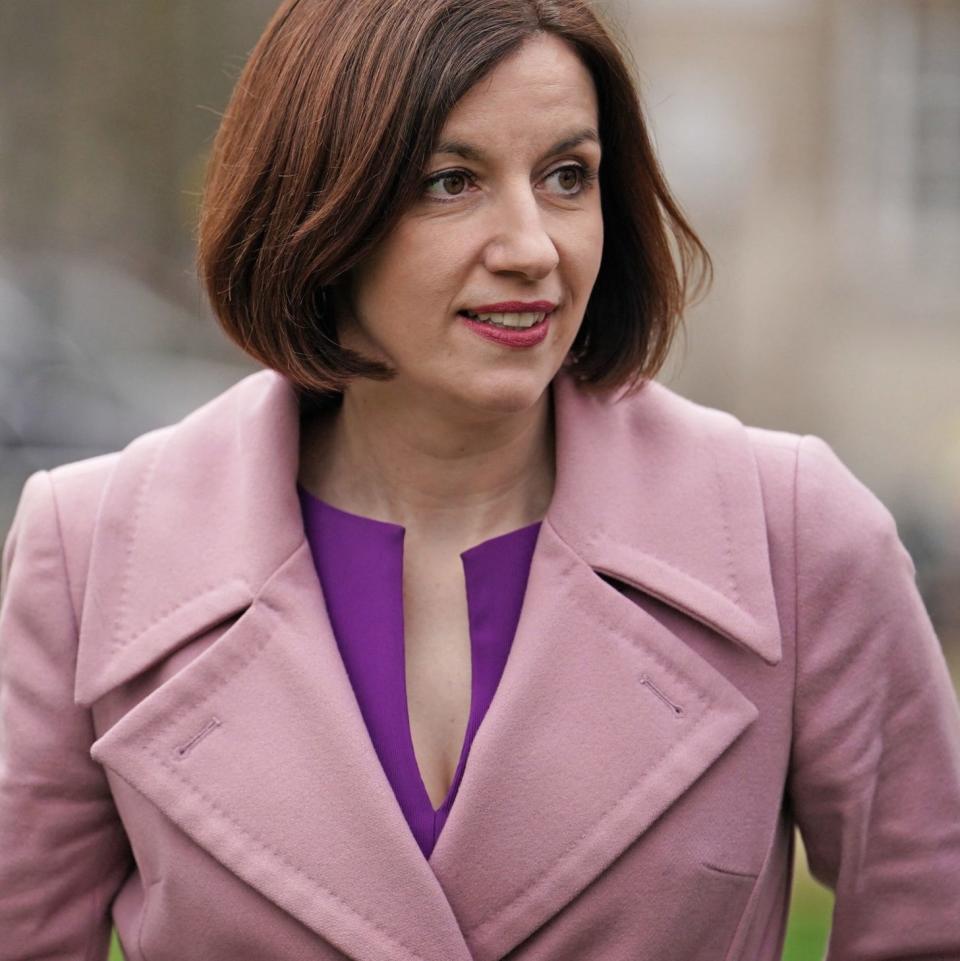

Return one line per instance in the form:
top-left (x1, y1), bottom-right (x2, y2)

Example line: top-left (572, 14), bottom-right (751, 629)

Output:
top-left (462, 300), bottom-right (558, 314)
top-left (460, 308), bottom-right (551, 347)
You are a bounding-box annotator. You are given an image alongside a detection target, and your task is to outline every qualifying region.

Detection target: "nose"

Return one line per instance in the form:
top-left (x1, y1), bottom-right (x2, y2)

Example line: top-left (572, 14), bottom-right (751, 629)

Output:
top-left (481, 185), bottom-right (560, 280)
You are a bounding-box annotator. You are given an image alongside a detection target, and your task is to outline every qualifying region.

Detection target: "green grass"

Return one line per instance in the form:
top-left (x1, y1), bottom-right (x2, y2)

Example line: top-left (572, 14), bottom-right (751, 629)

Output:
top-left (107, 831), bottom-right (833, 960)
top-left (783, 833), bottom-right (834, 961)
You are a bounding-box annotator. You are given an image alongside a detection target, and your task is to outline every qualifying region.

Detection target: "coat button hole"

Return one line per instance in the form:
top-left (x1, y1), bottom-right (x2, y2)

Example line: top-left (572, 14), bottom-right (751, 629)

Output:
top-left (639, 674), bottom-right (685, 718)
top-left (175, 716), bottom-right (223, 759)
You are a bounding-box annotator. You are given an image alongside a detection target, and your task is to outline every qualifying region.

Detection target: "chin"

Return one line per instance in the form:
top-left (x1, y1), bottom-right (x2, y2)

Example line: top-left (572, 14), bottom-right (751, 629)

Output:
top-left (449, 367), bottom-right (554, 417)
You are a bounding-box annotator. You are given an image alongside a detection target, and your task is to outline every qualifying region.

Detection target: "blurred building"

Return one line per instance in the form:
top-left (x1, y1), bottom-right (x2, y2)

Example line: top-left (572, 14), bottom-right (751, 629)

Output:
top-left (617, 0), bottom-right (960, 658)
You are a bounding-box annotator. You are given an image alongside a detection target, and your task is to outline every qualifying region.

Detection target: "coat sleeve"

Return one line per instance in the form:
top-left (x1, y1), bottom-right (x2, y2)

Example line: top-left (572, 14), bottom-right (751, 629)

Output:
top-left (787, 434), bottom-right (960, 958)
top-left (0, 470), bottom-right (131, 961)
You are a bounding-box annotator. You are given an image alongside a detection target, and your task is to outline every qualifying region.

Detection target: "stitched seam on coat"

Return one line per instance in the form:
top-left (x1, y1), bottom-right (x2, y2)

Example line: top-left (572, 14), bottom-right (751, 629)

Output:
top-left (711, 446), bottom-right (742, 605)
top-left (572, 477), bottom-right (746, 617)
top-left (129, 561), bottom-right (294, 733)
top-left (111, 579), bottom-right (252, 650)
top-left (129, 539), bottom-right (306, 737)
top-left (149, 758), bottom-right (433, 961)
top-left (590, 561), bottom-right (750, 654)
top-left (129, 544), bottom-right (430, 961)
top-left (112, 437), bottom-right (165, 648)
top-left (469, 548), bottom-right (715, 931)
top-left (547, 519), bottom-right (715, 702)
top-left (549, 521), bottom-right (713, 701)
top-left (43, 471), bottom-right (82, 642)
top-left (584, 532), bottom-right (748, 623)
top-left (474, 696), bottom-right (712, 933)
top-left (107, 435), bottom-right (257, 653)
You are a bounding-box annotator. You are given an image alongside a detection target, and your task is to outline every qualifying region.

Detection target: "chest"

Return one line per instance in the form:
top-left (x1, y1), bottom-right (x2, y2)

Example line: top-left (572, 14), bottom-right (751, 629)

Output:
top-left (402, 548), bottom-right (474, 810)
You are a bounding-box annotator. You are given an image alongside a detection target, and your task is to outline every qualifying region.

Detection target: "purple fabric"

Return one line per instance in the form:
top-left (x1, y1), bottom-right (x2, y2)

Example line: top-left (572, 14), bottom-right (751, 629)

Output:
top-left (297, 483), bottom-right (541, 859)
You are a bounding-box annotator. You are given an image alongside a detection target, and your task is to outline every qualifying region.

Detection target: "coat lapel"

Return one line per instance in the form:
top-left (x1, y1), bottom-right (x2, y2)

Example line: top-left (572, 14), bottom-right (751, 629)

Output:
top-left (78, 371), bottom-right (474, 961)
top-left (76, 366), bottom-right (781, 961)
top-left (427, 371), bottom-right (781, 961)
top-left (89, 542), bottom-right (474, 961)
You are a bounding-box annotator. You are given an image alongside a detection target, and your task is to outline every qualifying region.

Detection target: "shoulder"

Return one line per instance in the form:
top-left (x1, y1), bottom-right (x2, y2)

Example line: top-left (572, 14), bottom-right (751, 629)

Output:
top-left (635, 380), bottom-right (901, 562)
top-left (9, 369), bottom-right (285, 616)
top-left (43, 366), bottom-right (281, 505)
top-left (558, 371), bottom-right (898, 565)
top-left (647, 379), bottom-right (890, 505)
top-left (635, 377), bottom-right (803, 462)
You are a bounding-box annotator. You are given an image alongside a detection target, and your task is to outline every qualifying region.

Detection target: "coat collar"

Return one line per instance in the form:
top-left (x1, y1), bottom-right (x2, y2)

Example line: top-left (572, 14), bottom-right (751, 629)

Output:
top-left (78, 366), bottom-right (781, 961)
top-left (76, 365), bottom-right (779, 703)
top-left (549, 368), bottom-right (780, 664)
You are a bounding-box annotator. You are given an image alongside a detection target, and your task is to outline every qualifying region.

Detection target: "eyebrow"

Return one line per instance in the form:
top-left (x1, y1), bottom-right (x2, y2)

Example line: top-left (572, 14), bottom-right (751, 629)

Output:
top-left (431, 127), bottom-right (601, 163)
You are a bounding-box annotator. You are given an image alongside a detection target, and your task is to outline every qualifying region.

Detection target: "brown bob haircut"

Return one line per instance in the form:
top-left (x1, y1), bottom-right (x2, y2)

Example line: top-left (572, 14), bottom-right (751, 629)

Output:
top-left (195, 0), bottom-right (712, 401)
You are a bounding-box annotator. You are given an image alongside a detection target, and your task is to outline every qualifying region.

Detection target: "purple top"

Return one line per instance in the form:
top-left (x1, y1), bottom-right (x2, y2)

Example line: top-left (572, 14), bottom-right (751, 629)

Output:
top-left (297, 484), bottom-right (541, 859)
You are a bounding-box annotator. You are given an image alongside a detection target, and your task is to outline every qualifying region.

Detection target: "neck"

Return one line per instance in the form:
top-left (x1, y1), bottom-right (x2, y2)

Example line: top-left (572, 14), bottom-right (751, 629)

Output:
top-left (297, 380), bottom-right (555, 547)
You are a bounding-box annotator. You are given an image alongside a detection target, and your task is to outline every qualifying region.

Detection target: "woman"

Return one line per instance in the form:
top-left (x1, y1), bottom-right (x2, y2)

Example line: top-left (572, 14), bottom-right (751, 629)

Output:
top-left (1, 0), bottom-right (958, 959)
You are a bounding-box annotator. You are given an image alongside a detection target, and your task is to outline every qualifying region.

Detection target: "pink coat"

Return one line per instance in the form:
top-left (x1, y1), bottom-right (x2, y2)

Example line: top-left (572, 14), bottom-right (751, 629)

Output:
top-left (2, 367), bottom-right (959, 961)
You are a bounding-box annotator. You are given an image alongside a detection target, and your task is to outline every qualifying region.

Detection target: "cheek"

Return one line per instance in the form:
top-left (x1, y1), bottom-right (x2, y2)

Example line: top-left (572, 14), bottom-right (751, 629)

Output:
top-left (561, 216), bottom-right (604, 290)
top-left (409, 222), bottom-right (472, 269)
top-left (374, 229), bottom-right (468, 307)
top-left (585, 210), bottom-right (604, 266)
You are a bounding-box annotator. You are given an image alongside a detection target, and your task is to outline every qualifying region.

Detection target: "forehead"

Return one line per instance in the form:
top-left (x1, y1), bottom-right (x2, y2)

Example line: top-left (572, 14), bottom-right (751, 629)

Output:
top-left (434, 33), bottom-right (599, 150)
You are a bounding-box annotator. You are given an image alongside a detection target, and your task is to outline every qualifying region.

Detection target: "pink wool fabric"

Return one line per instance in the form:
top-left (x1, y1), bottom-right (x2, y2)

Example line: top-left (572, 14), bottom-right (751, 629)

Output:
top-left (1, 366), bottom-right (958, 961)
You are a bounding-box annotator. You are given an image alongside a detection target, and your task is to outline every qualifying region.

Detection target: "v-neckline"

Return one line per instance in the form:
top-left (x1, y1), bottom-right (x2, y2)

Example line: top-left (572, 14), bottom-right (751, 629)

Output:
top-left (297, 482), bottom-right (542, 854)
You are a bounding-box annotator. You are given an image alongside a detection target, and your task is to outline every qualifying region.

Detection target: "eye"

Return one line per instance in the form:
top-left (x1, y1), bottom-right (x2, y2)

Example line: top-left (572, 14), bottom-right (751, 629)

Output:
top-left (423, 170), bottom-right (476, 199)
top-left (543, 163), bottom-right (598, 197)
top-left (421, 162), bottom-right (598, 203)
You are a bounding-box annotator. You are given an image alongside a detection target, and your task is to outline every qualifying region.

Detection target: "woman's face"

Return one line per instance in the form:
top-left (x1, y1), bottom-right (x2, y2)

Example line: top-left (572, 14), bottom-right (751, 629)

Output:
top-left (339, 32), bottom-right (604, 417)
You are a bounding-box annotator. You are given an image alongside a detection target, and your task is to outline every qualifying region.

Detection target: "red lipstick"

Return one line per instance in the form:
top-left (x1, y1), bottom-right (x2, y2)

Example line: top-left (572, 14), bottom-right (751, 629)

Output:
top-left (458, 303), bottom-right (555, 349)
top-left (465, 300), bottom-right (557, 313)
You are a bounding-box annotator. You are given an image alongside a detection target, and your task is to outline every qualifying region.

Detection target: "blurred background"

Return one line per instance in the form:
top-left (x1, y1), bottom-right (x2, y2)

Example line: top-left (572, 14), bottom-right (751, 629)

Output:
top-left (1, 1), bottom-right (957, 958)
